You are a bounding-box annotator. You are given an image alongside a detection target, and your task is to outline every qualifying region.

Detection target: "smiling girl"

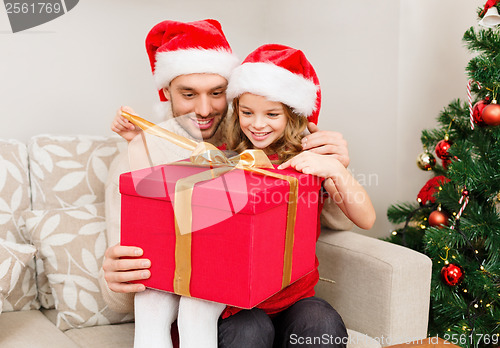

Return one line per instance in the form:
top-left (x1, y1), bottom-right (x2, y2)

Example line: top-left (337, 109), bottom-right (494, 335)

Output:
top-left (226, 44), bottom-right (375, 230)
top-left (220, 44), bottom-right (376, 347)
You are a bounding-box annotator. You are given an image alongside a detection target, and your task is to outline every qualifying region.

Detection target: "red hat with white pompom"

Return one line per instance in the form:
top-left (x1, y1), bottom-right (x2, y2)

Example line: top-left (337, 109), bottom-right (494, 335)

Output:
top-left (145, 19), bottom-right (239, 102)
top-left (226, 44), bottom-right (321, 124)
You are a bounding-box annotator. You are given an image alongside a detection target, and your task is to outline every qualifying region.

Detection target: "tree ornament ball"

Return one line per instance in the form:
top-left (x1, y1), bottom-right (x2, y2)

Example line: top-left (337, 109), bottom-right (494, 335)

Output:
top-left (428, 210), bottom-right (448, 228)
top-left (482, 103), bottom-right (500, 126)
top-left (435, 140), bottom-right (452, 160)
top-left (441, 264), bottom-right (464, 286)
top-left (416, 151), bottom-right (436, 171)
top-left (472, 100), bottom-right (488, 126)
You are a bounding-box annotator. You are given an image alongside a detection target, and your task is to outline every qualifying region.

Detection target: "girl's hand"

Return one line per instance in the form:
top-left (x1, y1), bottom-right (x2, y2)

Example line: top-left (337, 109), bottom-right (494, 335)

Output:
top-left (279, 151), bottom-right (376, 230)
top-left (278, 151), bottom-right (342, 178)
top-left (111, 106), bottom-right (141, 142)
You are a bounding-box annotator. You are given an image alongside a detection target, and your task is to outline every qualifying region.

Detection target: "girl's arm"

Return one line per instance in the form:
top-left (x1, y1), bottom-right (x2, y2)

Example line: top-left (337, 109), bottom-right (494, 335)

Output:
top-left (111, 106), bottom-right (142, 142)
top-left (279, 152), bottom-right (376, 230)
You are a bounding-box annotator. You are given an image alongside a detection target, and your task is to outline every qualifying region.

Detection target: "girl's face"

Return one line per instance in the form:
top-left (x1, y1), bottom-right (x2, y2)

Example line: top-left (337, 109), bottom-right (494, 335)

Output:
top-left (238, 93), bottom-right (287, 151)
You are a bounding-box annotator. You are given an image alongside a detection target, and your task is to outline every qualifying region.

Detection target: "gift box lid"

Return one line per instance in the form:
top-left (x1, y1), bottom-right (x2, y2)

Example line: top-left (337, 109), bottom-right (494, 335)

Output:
top-left (119, 162), bottom-right (323, 215)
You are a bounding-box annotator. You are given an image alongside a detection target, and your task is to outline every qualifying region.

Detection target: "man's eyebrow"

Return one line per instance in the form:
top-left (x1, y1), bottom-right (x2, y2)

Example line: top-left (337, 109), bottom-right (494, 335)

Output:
top-left (210, 84), bottom-right (227, 91)
top-left (175, 85), bottom-right (195, 91)
top-left (175, 84), bottom-right (227, 92)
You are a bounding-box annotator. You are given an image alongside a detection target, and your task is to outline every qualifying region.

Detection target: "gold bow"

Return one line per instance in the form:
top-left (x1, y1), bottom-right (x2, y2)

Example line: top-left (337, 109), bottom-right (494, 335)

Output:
top-left (121, 111), bottom-right (298, 297)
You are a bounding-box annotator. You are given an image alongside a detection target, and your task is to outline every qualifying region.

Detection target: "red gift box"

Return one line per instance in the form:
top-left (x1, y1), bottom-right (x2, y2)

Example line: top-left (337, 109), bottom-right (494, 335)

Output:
top-left (120, 162), bottom-right (322, 309)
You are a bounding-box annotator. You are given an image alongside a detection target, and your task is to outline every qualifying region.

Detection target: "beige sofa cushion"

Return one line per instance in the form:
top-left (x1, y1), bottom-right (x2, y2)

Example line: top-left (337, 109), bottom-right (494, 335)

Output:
top-left (24, 203), bottom-right (133, 331)
top-left (41, 308), bottom-right (135, 347)
top-left (0, 310), bottom-right (79, 348)
top-left (0, 139), bottom-right (38, 312)
top-left (0, 239), bottom-right (37, 313)
top-left (65, 322), bottom-right (135, 347)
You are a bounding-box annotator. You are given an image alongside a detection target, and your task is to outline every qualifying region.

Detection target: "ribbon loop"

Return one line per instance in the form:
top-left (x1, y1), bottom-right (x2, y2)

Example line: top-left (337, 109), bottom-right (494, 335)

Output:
top-left (235, 150), bottom-right (274, 169)
top-left (190, 142), bottom-right (234, 167)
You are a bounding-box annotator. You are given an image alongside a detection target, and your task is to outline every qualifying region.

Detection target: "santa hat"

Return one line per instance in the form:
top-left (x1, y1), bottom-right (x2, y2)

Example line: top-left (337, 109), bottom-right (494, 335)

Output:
top-left (227, 44), bottom-right (321, 124)
top-left (145, 19), bottom-right (239, 102)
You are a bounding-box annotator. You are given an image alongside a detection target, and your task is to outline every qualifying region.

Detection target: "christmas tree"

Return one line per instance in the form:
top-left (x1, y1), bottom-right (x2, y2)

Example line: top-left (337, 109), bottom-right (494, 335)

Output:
top-left (386, 2), bottom-right (500, 347)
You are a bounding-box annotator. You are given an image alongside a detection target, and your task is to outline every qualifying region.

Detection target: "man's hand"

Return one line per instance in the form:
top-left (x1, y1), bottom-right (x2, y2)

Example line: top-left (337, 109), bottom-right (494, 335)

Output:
top-left (301, 122), bottom-right (350, 168)
top-left (102, 243), bottom-right (151, 293)
top-left (110, 106), bottom-right (142, 142)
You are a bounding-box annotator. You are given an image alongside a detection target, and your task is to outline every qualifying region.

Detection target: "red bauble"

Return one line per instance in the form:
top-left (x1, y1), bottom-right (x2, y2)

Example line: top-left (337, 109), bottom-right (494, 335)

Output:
top-left (435, 140), bottom-right (452, 160)
top-left (472, 100), bottom-right (488, 126)
top-left (482, 103), bottom-right (500, 126)
top-left (441, 264), bottom-right (464, 286)
top-left (428, 210), bottom-right (449, 228)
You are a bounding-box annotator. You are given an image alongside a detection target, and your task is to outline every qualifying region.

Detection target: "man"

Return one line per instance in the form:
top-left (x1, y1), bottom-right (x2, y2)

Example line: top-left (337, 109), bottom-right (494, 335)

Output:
top-left (100, 19), bottom-right (350, 347)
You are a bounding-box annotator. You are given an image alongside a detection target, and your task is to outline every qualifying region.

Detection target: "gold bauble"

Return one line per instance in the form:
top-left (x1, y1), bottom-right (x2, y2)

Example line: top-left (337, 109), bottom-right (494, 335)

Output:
top-left (416, 151), bottom-right (436, 171)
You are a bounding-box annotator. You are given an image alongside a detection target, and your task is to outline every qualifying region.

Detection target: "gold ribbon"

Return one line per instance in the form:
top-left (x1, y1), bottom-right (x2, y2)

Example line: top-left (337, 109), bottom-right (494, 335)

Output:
top-left (121, 110), bottom-right (199, 151)
top-left (121, 111), bottom-right (298, 297)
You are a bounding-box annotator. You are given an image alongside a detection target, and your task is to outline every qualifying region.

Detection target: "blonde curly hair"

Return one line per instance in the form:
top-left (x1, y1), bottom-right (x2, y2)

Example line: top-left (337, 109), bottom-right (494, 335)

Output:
top-left (225, 97), bottom-right (309, 164)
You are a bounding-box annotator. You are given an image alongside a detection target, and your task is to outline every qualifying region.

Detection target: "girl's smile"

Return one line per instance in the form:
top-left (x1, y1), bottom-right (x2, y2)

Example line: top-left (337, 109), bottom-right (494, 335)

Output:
top-left (238, 93), bottom-right (287, 150)
top-left (249, 130), bottom-right (272, 140)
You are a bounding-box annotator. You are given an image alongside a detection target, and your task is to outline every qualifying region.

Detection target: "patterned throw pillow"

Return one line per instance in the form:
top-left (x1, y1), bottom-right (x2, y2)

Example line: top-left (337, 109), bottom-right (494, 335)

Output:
top-left (0, 139), bottom-right (38, 311)
top-left (28, 135), bottom-right (124, 309)
top-left (0, 239), bottom-right (37, 314)
top-left (24, 203), bottom-right (133, 331)
top-left (28, 135), bottom-right (123, 210)
top-left (0, 140), bottom-right (30, 241)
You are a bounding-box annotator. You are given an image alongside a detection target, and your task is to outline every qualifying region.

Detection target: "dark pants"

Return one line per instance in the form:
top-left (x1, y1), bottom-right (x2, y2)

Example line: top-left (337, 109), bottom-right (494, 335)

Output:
top-left (218, 297), bottom-right (348, 348)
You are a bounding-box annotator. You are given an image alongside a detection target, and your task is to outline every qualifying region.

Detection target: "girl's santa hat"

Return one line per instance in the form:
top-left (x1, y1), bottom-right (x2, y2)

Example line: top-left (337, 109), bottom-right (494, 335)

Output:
top-left (145, 19), bottom-right (239, 102)
top-left (227, 44), bottom-right (321, 124)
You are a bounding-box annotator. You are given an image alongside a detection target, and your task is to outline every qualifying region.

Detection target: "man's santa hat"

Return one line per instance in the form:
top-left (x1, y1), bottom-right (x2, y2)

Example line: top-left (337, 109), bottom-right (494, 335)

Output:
top-left (227, 44), bottom-right (321, 124)
top-left (145, 19), bottom-right (239, 102)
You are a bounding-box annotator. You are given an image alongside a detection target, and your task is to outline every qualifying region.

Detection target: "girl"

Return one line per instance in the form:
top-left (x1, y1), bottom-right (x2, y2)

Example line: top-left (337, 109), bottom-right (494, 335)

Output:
top-left (219, 44), bottom-right (375, 345)
top-left (226, 44), bottom-right (375, 230)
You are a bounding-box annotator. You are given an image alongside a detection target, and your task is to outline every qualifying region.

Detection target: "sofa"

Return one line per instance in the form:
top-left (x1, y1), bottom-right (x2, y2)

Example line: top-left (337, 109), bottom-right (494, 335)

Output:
top-left (0, 134), bottom-right (432, 348)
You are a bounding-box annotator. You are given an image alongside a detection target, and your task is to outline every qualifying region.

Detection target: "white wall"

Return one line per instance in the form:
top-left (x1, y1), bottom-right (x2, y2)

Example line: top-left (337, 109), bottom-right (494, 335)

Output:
top-left (0, 0), bottom-right (482, 237)
top-left (396, 0), bottom-right (478, 213)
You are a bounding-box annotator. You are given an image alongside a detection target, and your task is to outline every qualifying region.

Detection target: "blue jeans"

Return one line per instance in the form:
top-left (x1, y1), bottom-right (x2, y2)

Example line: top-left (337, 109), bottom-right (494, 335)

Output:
top-left (218, 297), bottom-right (348, 348)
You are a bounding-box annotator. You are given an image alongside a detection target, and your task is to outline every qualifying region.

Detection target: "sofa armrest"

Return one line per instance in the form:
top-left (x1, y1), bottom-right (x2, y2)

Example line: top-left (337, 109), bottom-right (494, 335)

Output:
top-left (315, 230), bottom-right (431, 346)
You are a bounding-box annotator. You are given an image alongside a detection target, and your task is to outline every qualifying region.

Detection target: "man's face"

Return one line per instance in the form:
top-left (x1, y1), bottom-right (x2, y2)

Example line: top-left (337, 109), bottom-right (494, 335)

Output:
top-left (163, 73), bottom-right (229, 141)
